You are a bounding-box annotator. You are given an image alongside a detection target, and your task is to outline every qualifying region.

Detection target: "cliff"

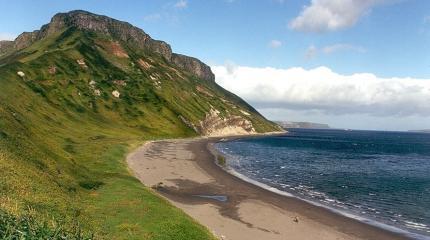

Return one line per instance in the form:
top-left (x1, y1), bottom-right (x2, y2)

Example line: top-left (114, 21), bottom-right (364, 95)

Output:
top-left (0, 40), bottom-right (14, 55)
top-left (9, 10), bottom-right (214, 81)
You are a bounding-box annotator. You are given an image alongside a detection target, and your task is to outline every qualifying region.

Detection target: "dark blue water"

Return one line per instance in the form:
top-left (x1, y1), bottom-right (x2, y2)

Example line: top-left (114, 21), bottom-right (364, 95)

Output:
top-left (215, 129), bottom-right (430, 239)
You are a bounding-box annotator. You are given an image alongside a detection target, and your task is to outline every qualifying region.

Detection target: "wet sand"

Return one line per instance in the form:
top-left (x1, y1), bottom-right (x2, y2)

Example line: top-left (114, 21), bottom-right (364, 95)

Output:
top-left (127, 138), bottom-right (409, 240)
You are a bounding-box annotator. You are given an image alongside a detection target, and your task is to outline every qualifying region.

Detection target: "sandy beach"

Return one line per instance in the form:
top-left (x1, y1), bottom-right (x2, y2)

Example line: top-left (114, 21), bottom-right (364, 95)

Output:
top-left (127, 138), bottom-right (409, 240)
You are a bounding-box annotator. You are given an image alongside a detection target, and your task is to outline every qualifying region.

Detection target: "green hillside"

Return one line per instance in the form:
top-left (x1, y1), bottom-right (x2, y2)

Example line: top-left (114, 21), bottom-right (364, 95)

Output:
top-left (0, 10), bottom-right (279, 239)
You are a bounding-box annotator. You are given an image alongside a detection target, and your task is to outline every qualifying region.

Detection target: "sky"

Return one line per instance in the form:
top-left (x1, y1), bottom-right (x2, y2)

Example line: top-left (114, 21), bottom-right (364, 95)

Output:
top-left (1, 0), bottom-right (430, 130)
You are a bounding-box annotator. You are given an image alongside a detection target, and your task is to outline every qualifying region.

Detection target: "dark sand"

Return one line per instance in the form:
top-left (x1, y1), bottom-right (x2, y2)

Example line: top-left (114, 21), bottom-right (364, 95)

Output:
top-left (128, 137), bottom-right (410, 240)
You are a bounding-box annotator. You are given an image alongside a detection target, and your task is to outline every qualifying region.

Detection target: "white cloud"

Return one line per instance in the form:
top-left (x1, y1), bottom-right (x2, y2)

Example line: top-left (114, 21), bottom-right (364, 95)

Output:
top-left (305, 43), bottom-right (365, 59)
top-left (212, 65), bottom-right (430, 117)
top-left (174, 0), bottom-right (188, 9)
top-left (268, 40), bottom-right (283, 49)
top-left (289, 0), bottom-right (386, 33)
top-left (0, 33), bottom-right (17, 41)
top-left (321, 44), bottom-right (366, 54)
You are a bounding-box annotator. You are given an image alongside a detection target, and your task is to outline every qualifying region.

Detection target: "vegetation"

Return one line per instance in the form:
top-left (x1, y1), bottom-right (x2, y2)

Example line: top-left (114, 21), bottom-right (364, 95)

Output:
top-left (0, 210), bottom-right (93, 239)
top-left (0, 22), bottom-right (277, 239)
top-left (217, 155), bottom-right (226, 167)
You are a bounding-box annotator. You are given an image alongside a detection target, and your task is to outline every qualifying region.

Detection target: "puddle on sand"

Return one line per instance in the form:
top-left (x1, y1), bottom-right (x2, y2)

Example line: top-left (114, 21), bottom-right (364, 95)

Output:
top-left (194, 195), bottom-right (228, 202)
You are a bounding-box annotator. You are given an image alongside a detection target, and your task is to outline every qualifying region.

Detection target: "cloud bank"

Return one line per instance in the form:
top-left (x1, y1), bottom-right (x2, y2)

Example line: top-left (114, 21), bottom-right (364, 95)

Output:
top-left (289, 0), bottom-right (386, 32)
top-left (212, 65), bottom-right (430, 117)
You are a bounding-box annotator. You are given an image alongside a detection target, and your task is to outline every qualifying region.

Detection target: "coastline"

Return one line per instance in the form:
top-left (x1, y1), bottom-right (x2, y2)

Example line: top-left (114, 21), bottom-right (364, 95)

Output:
top-left (127, 136), bottom-right (410, 240)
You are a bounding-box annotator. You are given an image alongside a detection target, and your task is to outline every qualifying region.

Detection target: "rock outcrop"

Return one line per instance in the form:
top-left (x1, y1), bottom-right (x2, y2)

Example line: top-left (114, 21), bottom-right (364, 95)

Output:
top-left (0, 40), bottom-right (14, 55)
top-left (6, 10), bottom-right (215, 81)
top-left (172, 54), bottom-right (215, 81)
top-left (199, 108), bottom-right (256, 136)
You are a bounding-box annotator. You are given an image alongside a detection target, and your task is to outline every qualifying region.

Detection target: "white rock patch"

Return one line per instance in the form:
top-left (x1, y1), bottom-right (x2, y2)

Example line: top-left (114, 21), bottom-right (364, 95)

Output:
top-left (240, 110), bottom-right (251, 116)
top-left (112, 90), bottom-right (120, 98)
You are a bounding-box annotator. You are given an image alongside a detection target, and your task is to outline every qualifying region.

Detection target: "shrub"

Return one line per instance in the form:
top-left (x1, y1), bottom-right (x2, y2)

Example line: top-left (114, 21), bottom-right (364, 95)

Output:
top-left (78, 180), bottom-right (104, 190)
top-left (217, 155), bottom-right (226, 166)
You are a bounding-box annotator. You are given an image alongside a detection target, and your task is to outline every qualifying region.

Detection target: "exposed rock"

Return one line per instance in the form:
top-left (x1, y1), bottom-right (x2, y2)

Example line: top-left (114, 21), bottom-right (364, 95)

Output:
top-left (5, 10), bottom-right (215, 82)
top-left (89, 80), bottom-right (96, 88)
top-left (94, 89), bottom-right (101, 96)
top-left (199, 108), bottom-right (255, 136)
top-left (240, 110), bottom-right (250, 116)
top-left (179, 115), bottom-right (199, 133)
top-left (137, 58), bottom-right (152, 69)
top-left (76, 59), bottom-right (87, 68)
top-left (113, 80), bottom-right (127, 86)
top-left (48, 66), bottom-right (57, 75)
top-left (14, 31), bottom-right (40, 50)
top-left (165, 73), bottom-right (173, 80)
top-left (172, 53), bottom-right (215, 81)
top-left (0, 40), bottom-right (14, 55)
top-left (196, 85), bottom-right (214, 97)
top-left (149, 75), bottom-right (162, 88)
top-left (109, 41), bottom-right (129, 58)
top-left (48, 10), bottom-right (172, 60)
top-left (112, 90), bottom-right (120, 98)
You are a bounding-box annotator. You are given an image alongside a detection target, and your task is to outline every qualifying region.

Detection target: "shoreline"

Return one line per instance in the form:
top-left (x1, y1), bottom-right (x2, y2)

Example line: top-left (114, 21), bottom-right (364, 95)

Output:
top-left (127, 136), bottom-right (411, 240)
top-left (211, 138), bottom-right (427, 240)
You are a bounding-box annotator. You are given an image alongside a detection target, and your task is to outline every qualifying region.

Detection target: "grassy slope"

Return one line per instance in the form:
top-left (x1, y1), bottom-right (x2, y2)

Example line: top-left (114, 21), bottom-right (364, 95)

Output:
top-left (0, 28), bottom-right (277, 239)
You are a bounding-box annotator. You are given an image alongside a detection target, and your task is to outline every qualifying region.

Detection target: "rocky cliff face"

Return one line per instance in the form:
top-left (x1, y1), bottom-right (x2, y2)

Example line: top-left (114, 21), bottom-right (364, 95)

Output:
top-left (172, 54), bottom-right (215, 81)
top-left (8, 10), bottom-right (214, 81)
top-left (198, 108), bottom-right (256, 136)
top-left (0, 40), bottom-right (14, 55)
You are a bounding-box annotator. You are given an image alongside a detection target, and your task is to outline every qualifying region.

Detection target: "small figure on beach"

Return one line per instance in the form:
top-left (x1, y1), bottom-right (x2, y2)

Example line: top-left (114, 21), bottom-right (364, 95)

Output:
top-left (293, 216), bottom-right (299, 223)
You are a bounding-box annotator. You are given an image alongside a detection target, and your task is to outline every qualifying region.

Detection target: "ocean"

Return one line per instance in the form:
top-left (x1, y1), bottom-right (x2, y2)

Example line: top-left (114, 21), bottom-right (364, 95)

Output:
top-left (214, 129), bottom-right (430, 239)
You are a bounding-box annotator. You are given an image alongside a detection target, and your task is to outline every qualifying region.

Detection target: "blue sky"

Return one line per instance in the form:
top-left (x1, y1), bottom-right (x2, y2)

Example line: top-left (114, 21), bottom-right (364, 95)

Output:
top-left (1, 0), bottom-right (430, 130)
top-left (1, 0), bottom-right (429, 78)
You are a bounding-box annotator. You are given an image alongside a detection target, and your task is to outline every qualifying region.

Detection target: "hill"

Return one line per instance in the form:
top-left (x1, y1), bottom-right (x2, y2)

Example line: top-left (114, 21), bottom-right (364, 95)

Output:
top-left (0, 10), bottom-right (279, 239)
top-left (275, 121), bottom-right (330, 129)
top-left (408, 129), bottom-right (430, 133)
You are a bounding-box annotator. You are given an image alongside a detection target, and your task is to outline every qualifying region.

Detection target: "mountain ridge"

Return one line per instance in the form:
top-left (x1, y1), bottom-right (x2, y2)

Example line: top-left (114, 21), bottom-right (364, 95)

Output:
top-left (1, 10), bottom-right (214, 81)
top-left (0, 9), bottom-right (278, 136)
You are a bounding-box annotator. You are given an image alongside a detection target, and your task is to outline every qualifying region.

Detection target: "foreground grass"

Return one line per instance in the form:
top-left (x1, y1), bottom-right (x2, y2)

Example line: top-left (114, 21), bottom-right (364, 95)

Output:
top-left (0, 209), bottom-right (93, 239)
top-left (1, 133), bottom-right (216, 239)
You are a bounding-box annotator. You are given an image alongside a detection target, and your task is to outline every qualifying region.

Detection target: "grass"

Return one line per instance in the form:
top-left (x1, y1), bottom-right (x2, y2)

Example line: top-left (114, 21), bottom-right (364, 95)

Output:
top-left (0, 209), bottom-right (93, 239)
top-left (0, 25), bottom-right (278, 239)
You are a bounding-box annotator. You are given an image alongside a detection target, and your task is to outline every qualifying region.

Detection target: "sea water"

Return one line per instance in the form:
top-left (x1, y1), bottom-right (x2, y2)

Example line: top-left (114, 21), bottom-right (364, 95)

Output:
top-left (214, 129), bottom-right (430, 239)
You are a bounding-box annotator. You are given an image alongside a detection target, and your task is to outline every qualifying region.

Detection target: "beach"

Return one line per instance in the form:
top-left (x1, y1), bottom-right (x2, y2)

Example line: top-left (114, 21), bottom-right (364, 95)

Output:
top-left (127, 137), bottom-right (409, 240)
